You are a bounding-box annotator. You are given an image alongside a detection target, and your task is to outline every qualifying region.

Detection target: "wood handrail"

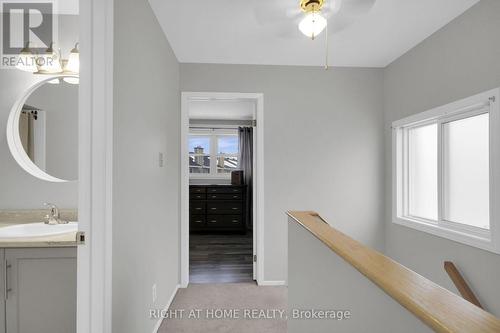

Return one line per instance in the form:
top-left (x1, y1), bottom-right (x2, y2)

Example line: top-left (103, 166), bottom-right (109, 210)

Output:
top-left (287, 211), bottom-right (500, 333)
top-left (444, 261), bottom-right (483, 309)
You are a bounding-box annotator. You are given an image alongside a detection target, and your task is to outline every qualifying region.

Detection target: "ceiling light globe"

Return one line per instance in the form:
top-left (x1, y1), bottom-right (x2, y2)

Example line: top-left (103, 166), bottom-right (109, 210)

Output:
top-left (299, 12), bottom-right (327, 39)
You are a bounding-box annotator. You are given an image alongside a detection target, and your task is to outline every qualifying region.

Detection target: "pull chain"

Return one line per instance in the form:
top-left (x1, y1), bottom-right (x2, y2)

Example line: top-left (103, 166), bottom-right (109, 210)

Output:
top-left (325, 19), bottom-right (329, 70)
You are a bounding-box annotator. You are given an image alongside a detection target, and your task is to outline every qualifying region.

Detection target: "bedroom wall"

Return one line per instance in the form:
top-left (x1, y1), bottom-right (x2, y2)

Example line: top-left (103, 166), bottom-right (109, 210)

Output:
top-left (181, 64), bottom-right (385, 282)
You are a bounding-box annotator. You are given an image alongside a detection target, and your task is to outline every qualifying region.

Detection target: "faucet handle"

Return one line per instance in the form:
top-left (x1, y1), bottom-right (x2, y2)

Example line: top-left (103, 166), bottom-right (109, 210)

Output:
top-left (44, 202), bottom-right (60, 218)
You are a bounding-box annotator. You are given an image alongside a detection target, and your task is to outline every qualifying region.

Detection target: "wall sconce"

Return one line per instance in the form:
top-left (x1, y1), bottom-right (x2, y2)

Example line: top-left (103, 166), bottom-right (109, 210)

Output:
top-left (16, 42), bottom-right (80, 84)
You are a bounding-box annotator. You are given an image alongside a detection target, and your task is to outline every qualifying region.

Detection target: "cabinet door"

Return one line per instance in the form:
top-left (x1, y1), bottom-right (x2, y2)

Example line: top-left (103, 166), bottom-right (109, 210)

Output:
top-left (5, 248), bottom-right (77, 333)
top-left (0, 249), bottom-right (4, 333)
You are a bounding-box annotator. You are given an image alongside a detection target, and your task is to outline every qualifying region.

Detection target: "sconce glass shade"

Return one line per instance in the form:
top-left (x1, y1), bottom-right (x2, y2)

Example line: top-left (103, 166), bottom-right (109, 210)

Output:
top-left (64, 43), bottom-right (79, 73)
top-left (37, 43), bottom-right (63, 74)
top-left (16, 44), bottom-right (37, 72)
top-left (299, 12), bottom-right (327, 39)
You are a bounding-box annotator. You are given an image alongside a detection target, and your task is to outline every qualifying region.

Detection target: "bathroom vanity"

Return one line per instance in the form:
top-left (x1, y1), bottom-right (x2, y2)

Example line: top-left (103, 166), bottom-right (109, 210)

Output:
top-left (0, 220), bottom-right (78, 333)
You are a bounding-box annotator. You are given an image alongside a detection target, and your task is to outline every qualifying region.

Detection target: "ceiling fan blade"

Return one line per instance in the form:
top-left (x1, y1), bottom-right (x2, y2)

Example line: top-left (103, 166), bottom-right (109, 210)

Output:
top-left (324, 0), bottom-right (376, 33)
top-left (254, 0), bottom-right (302, 25)
top-left (326, 15), bottom-right (355, 34)
top-left (334, 0), bottom-right (376, 18)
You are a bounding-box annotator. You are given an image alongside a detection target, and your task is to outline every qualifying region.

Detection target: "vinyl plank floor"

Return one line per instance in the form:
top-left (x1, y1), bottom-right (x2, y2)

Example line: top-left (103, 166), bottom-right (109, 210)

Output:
top-left (189, 233), bottom-right (253, 284)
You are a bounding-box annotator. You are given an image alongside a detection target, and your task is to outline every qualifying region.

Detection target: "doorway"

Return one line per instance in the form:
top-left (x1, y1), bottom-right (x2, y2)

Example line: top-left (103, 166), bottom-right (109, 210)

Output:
top-left (180, 92), bottom-right (264, 287)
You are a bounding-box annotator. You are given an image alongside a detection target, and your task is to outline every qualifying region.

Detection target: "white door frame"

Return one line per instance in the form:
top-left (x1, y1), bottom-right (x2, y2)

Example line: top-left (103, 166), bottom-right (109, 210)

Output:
top-left (78, 0), bottom-right (114, 332)
top-left (180, 92), bottom-right (265, 287)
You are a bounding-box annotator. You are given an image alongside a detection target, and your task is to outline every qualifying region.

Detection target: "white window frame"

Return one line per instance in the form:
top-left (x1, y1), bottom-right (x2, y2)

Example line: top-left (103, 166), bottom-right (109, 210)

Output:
top-left (189, 128), bottom-right (239, 179)
top-left (392, 88), bottom-right (500, 254)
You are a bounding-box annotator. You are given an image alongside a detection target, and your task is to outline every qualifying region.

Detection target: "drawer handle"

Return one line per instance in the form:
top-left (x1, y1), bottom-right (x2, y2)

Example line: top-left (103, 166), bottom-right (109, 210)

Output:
top-left (195, 220), bottom-right (202, 223)
top-left (5, 261), bottom-right (12, 300)
top-left (212, 195), bottom-right (217, 198)
top-left (232, 207), bottom-right (238, 210)
top-left (195, 207), bottom-right (202, 210)
top-left (233, 196), bottom-right (238, 198)
top-left (232, 220), bottom-right (239, 223)
top-left (210, 220), bottom-right (217, 223)
top-left (211, 208), bottom-right (217, 210)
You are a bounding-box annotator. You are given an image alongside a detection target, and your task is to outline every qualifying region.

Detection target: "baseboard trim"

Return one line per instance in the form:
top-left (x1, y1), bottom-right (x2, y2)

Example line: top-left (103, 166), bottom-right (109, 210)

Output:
top-left (258, 280), bottom-right (286, 286)
top-left (152, 284), bottom-right (180, 333)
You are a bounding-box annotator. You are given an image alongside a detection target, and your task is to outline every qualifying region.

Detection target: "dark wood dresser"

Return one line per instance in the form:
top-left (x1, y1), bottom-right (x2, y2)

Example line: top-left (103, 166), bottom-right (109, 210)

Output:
top-left (189, 184), bottom-right (247, 233)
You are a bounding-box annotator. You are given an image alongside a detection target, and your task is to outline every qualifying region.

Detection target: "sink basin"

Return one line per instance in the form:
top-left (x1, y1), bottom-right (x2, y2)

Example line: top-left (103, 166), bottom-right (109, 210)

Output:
top-left (0, 222), bottom-right (78, 240)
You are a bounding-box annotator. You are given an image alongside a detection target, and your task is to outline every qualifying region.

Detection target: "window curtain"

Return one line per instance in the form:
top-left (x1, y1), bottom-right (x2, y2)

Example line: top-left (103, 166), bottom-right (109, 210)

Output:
top-left (238, 127), bottom-right (253, 230)
top-left (19, 111), bottom-right (35, 160)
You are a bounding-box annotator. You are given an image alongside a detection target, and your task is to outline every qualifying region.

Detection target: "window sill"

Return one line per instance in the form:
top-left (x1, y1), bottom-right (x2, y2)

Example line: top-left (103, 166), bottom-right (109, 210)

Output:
top-left (392, 216), bottom-right (500, 254)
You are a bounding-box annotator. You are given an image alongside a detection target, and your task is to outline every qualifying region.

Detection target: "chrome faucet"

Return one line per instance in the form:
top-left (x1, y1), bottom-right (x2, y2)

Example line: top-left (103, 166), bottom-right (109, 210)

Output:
top-left (44, 203), bottom-right (68, 225)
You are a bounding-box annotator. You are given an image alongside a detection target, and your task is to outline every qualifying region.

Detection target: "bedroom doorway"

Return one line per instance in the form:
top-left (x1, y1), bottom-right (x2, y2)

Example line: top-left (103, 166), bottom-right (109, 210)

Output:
top-left (180, 92), bottom-right (264, 287)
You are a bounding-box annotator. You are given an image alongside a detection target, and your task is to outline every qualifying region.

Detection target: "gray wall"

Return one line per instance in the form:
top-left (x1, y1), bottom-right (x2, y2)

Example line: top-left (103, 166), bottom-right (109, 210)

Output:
top-left (181, 64), bottom-right (385, 282)
top-left (384, 0), bottom-right (500, 316)
top-left (113, 0), bottom-right (180, 332)
top-left (0, 15), bottom-right (79, 209)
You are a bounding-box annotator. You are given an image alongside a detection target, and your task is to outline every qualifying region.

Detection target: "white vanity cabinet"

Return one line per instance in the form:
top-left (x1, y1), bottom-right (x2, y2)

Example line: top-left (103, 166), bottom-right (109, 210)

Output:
top-left (0, 247), bottom-right (77, 333)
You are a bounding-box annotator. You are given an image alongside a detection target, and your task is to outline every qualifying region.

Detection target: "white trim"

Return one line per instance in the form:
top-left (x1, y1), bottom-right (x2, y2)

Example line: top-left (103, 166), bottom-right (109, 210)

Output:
top-left (255, 94), bottom-right (265, 285)
top-left (392, 88), bottom-right (500, 254)
top-left (258, 280), bottom-right (286, 286)
top-left (180, 92), bottom-right (265, 288)
top-left (152, 285), bottom-right (180, 333)
top-left (180, 94), bottom-right (189, 288)
top-left (78, 0), bottom-right (114, 332)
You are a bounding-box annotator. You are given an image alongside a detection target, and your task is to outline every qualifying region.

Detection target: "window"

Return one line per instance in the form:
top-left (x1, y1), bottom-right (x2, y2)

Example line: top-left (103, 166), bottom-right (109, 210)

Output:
top-left (392, 89), bottom-right (500, 253)
top-left (189, 129), bottom-right (239, 178)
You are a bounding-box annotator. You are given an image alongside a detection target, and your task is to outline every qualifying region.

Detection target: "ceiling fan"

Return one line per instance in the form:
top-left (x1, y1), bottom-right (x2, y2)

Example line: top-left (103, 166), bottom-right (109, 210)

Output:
top-left (254, 0), bottom-right (376, 40)
top-left (254, 0), bottom-right (376, 68)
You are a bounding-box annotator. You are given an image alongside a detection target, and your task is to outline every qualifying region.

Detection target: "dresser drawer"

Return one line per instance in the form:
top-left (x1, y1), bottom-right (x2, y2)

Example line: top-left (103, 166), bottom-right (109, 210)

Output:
top-left (190, 187), bottom-right (206, 194)
top-left (206, 215), bottom-right (243, 228)
top-left (207, 187), bottom-right (242, 194)
top-left (190, 193), bottom-right (206, 200)
top-left (207, 202), bottom-right (242, 214)
top-left (190, 201), bottom-right (205, 214)
top-left (190, 215), bottom-right (206, 230)
top-left (206, 193), bottom-right (242, 200)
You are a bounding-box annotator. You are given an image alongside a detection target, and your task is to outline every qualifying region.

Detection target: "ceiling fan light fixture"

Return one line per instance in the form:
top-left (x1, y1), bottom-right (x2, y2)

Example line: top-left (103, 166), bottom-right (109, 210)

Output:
top-left (299, 12), bottom-right (327, 39)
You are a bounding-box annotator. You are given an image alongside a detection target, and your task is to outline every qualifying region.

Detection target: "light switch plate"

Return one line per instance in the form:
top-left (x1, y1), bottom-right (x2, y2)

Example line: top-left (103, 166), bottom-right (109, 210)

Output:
top-left (158, 152), bottom-right (165, 167)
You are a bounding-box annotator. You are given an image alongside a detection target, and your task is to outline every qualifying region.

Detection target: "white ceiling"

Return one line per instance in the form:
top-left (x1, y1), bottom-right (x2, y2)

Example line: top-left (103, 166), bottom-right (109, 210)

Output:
top-left (189, 99), bottom-right (255, 120)
top-left (149, 0), bottom-right (479, 68)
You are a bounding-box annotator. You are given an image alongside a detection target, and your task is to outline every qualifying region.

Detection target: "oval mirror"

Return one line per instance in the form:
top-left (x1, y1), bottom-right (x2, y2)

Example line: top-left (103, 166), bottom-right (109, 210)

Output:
top-left (6, 75), bottom-right (79, 182)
